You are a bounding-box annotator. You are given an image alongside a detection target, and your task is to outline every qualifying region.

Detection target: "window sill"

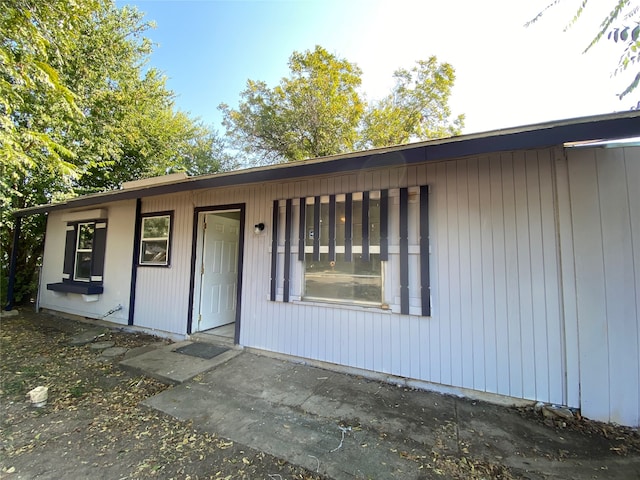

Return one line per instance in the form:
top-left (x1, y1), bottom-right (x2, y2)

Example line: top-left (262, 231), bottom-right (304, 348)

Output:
top-left (47, 282), bottom-right (104, 295)
top-left (294, 297), bottom-right (392, 313)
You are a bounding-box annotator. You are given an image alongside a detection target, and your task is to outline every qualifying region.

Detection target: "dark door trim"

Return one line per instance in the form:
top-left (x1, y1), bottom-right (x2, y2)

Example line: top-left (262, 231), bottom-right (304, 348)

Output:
top-left (187, 203), bottom-right (245, 344)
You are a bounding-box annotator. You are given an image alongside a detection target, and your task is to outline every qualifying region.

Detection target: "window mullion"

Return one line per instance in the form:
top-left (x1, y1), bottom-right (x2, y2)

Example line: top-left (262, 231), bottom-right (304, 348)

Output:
top-left (313, 196), bottom-right (320, 261)
top-left (380, 189), bottom-right (388, 261)
top-left (399, 187), bottom-right (409, 315)
top-left (345, 193), bottom-right (353, 262)
top-left (362, 191), bottom-right (370, 261)
top-left (328, 194), bottom-right (336, 262)
top-left (298, 197), bottom-right (306, 261)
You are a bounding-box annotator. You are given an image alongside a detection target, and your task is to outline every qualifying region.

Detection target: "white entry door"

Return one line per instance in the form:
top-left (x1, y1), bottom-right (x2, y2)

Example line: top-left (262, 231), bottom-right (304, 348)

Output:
top-left (197, 212), bottom-right (240, 331)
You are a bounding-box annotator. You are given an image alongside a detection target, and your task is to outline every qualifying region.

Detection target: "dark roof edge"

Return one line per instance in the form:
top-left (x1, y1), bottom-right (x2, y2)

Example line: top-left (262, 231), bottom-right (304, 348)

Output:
top-left (15, 111), bottom-right (640, 217)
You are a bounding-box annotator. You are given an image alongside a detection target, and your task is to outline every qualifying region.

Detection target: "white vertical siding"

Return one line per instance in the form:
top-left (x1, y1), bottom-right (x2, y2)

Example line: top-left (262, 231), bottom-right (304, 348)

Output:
top-left (39, 144), bottom-right (640, 425)
top-left (39, 200), bottom-right (136, 324)
top-left (59, 148), bottom-right (564, 407)
top-left (567, 146), bottom-right (640, 426)
top-left (235, 149), bottom-right (565, 405)
top-left (134, 193), bottom-right (194, 334)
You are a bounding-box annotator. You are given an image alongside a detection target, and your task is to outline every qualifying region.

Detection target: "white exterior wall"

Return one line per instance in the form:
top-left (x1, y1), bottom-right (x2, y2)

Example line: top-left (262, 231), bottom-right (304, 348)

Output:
top-left (39, 145), bottom-right (640, 425)
top-left (130, 148), bottom-right (566, 406)
top-left (132, 194), bottom-right (194, 334)
top-left (241, 150), bottom-right (565, 406)
top-left (563, 146), bottom-right (640, 426)
top-left (39, 200), bottom-right (136, 324)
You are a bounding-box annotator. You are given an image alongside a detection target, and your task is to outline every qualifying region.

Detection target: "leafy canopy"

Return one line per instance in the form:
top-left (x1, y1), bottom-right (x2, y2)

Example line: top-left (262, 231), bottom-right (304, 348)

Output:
top-left (220, 46), bottom-right (464, 164)
top-left (527, 0), bottom-right (640, 100)
top-left (220, 46), bottom-right (365, 164)
top-left (1, 0), bottom-right (230, 305)
top-left (360, 57), bottom-right (465, 149)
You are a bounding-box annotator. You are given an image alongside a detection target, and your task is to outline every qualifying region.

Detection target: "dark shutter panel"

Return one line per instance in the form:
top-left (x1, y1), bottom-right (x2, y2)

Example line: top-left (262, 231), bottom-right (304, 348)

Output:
top-left (270, 200), bottom-right (279, 301)
top-left (91, 221), bottom-right (108, 283)
top-left (328, 194), bottom-right (336, 262)
top-left (380, 189), bottom-right (388, 261)
top-left (344, 193), bottom-right (353, 262)
top-left (283, 199), bottom-right (292, 303)
top-left (62, 224), bottom-right (76, 282)
top-left (361, 191), bottom-right (370, 261)
top-left (399, 188), bottom-right (409, 315)
top-left (298, 197), bottom-right (306, 261)
top-left (420, 185), bottom-right (431, 316)
top-left (313, 196), bottom-right (320, 261)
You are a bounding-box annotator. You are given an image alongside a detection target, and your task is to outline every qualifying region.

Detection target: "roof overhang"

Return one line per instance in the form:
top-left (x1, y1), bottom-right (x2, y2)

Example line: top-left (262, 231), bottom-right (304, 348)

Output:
top-left (15, 110), bottom-right (640, 217)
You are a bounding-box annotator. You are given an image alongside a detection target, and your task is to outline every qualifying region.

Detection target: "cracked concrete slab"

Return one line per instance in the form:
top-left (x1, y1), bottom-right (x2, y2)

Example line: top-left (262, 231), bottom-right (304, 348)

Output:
top-left (142, 351), bottom-right (640, 479)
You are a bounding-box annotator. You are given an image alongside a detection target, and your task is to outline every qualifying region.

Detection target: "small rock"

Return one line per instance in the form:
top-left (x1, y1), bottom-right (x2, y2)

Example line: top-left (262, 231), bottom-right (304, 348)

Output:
top-left (0, 309), bottom-right (19, 317)
top-left (26, 386), bottom-right (48, 407)
top-left (68, 330), bottom-right (104, 346)
top-left (100, 347), bottom-right (128, 358)
top-left (542, 405), bottom-right (574, 421)
top-left (534, 401), bottom-right (545, 412)
top-left (90, 341), bottom-right (115, 350)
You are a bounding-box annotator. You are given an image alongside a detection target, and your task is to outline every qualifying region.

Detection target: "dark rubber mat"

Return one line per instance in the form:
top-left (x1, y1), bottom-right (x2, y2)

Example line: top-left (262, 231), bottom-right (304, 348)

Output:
top-left (174, 342), bottom-right (229, 359)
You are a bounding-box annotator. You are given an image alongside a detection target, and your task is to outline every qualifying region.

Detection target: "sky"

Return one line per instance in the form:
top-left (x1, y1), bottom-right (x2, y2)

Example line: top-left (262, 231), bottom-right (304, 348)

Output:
top-left (117, 0), bottom-right (638, 136)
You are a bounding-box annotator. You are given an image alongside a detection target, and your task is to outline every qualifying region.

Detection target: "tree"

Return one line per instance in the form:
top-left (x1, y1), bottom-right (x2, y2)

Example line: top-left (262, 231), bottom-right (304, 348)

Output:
top-left (359, 57), bottom-right (464, 149)
top-left (220, 46), bottom-right (365, 164)
top-left (1, 0), bottom-right (228, 306)
top-left (527, 0), bottom-right (640, 100)
top-left (220, 46), bottom-right (464, 164)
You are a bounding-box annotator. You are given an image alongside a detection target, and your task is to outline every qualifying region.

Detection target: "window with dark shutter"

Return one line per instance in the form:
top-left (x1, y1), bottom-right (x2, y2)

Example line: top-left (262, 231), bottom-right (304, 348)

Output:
top-left (270, 187), bottom-right (432, 316)
top-left (48, 219), bottom-right (107, 295)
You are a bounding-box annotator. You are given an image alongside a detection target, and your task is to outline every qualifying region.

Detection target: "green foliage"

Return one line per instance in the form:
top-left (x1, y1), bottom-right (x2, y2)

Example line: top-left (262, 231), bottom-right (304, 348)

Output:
top-left (220, 45), bottom-right (365, 164)
top-left (220, 46), bottom-right (463, 163)
top-left (527, 0), bottom-right (640, 100)
top-left (1, 0), bottom-right (229, 306)
top-left (359, 57), bottom-right (465, 149)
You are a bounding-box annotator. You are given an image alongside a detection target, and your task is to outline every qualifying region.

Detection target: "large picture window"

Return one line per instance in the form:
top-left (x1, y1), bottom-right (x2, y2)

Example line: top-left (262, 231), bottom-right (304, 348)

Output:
top-left (271, 186), bottom-right (430, 316)
top-left (139, 213), bottom-right (172, 266)
top-left (303, 193), bottom-right (382, 305)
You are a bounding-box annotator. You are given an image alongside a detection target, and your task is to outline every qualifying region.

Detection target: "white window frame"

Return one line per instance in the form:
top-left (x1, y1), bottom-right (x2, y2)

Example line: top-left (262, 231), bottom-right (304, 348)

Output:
top-left (302, 193), bottom-right (383, 306)
top-left (73, 222), bottom-right (94, 282)
top-left (139, 213), bottom-right (172, 266)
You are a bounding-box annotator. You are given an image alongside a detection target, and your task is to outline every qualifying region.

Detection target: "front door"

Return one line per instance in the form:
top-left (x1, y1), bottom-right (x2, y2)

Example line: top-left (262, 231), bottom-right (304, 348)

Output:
top-left (197, 212), bottom-right (240, 331)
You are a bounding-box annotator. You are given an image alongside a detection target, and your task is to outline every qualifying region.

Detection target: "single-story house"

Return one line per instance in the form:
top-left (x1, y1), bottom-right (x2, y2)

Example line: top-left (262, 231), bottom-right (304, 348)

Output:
top-left (7, 111), bottom-right (640, 426)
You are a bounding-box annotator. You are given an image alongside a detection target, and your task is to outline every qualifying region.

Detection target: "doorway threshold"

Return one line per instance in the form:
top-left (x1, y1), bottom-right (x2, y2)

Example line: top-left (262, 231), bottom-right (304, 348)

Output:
top-left (190, 323), bottom-right (236, 348)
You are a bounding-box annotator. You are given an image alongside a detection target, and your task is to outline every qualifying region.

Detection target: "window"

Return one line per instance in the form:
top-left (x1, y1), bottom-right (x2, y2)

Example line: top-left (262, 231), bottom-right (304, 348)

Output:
top-left (74, 223), bottom-right (94, 281)
top-left (271, 186), bottom-right (431, 316)
top-left (139, 213), bottom-right (172, 266)
top-left (47, 218), bottom-right (107, 295)
top-left (303, 193), bottom-right (383, 305)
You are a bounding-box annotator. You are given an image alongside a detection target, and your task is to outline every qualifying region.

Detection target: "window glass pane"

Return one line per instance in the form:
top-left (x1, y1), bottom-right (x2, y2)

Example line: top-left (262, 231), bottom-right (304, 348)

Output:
top-left (77, 224), bottom-right (94, 249)
top-left (305, 203), bottom-right (314, 247)
top-left (319, 201), bottom-right (329, 244)
top-left (304, 253), bottom-right (381, 304)
top-left (141, 240), bottom-right (168, 264)
top-left (142, 216), bottom-right (169, 239)
top-left (75, 252), bottom-right (92, 280)
top-left (369, 198), bottom-right (380, 246)
top-left (352, 200), bottom-right (362, 245)
top-left (336, 201), bottom-right (345, 247)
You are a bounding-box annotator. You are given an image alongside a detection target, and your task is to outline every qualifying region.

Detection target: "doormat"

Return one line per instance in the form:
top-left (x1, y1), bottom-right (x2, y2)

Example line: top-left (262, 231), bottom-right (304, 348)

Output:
top-left (174, 343), bottom-right (229, 360)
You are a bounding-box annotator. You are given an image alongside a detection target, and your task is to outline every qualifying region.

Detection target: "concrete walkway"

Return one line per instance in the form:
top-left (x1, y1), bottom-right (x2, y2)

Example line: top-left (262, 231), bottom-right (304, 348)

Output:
top-left (137, 350), bottom-right (640, 479)
top-left (120, 340), bottom-right (241, 384)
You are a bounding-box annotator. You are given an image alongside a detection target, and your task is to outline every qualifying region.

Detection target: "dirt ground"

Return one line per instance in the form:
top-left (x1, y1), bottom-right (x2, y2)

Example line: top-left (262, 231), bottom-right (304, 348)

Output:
top-left (2, 309), bottom-right (640, 479)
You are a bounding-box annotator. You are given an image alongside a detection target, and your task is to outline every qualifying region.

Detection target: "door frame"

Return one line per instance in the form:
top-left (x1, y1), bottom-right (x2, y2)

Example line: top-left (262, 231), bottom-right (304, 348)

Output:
top-left (187, 203), bottom-right (245, 342)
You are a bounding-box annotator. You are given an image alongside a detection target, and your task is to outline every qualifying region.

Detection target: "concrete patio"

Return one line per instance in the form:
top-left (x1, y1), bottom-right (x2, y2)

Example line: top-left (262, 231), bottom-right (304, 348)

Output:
top-left (120, 343), bottom-right (640, 479)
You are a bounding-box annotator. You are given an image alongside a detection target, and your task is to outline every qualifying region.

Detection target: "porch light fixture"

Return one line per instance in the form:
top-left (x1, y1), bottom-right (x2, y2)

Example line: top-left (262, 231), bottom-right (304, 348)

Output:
top-left (254, 222), bottom-right (265, 234)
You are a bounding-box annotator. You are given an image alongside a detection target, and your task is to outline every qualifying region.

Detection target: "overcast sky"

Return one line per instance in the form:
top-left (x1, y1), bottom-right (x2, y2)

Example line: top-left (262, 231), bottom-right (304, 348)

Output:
top-left (118, 0), bottom-right (637, 135)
